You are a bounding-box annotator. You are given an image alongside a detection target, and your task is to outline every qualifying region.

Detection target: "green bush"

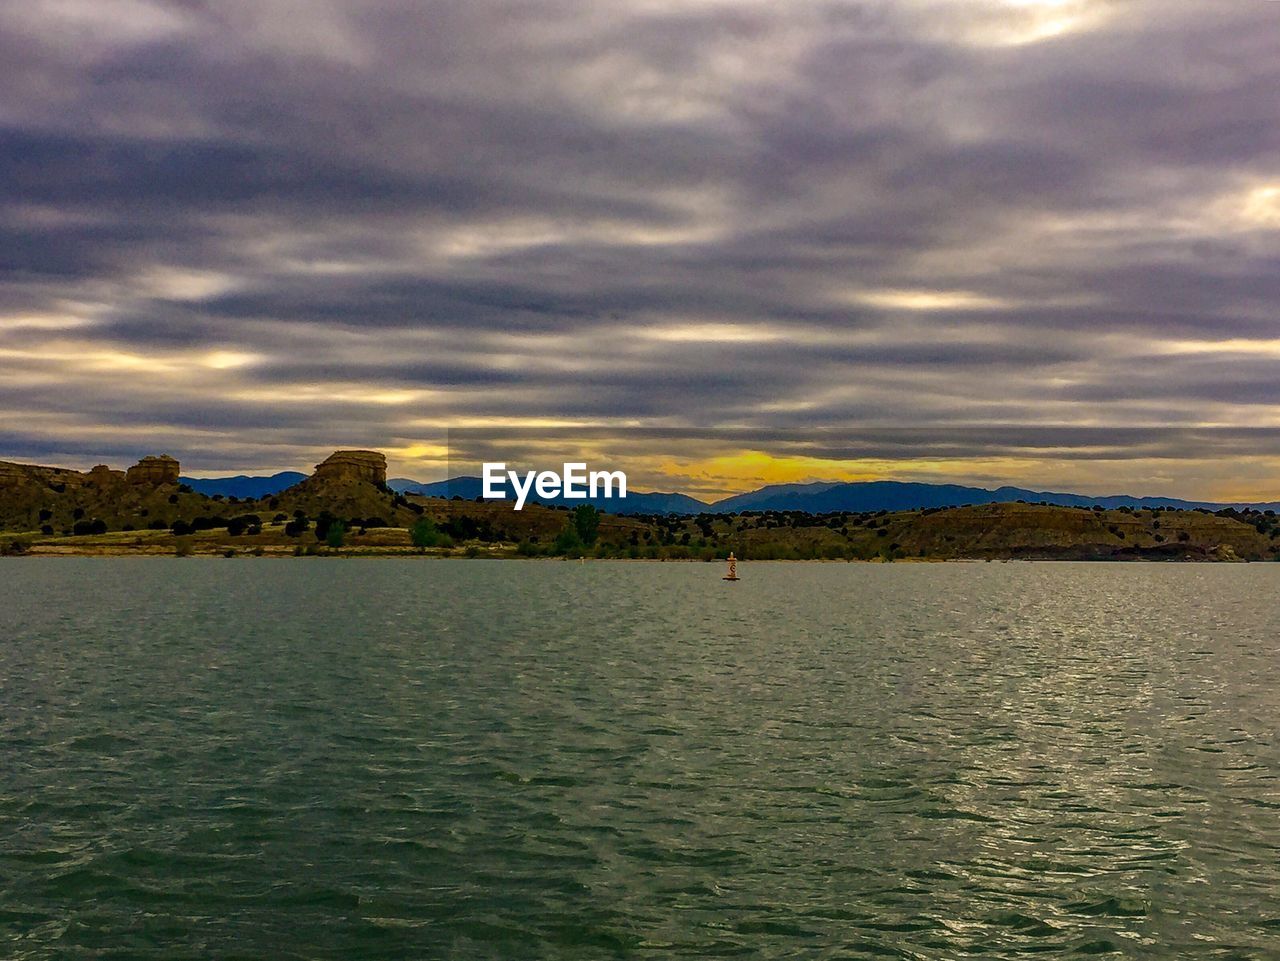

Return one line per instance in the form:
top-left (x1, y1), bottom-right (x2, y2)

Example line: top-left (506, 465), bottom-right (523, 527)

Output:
top-left (409, 517), bottom-right (441, 549)
top-left (554, 521), bottom-right (584, 556)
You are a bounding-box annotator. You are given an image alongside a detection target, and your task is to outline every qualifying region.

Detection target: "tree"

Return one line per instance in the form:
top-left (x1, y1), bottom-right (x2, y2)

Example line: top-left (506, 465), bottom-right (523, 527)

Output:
top-left (409, 516), bottom-right (440, 549)
top-left (572, 504), bottom-right (601, 545)
top-left (313, 511), bottom-right (337, 542)
top-left (554, 520), bottom-right (584, 556)
top-left (326, 521), bottom-right (347, 549)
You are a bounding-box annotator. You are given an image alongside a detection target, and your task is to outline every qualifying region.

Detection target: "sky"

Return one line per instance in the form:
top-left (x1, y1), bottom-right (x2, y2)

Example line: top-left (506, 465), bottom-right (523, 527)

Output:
top-left (2, 0), bottom-right (1280, 499)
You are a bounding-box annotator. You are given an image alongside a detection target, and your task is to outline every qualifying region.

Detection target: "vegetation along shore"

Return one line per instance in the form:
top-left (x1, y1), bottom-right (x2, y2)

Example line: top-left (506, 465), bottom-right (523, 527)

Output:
top-left (2, 450), bottom-right (1278, 561)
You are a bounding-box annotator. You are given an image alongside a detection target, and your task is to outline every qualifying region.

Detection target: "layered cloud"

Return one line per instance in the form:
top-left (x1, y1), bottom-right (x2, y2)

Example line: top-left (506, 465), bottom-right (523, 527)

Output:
top-left (2, 0), bottom-right (1279, 495)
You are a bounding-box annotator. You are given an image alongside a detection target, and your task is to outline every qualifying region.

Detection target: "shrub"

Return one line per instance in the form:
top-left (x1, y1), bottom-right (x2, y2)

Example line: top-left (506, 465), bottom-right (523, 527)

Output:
top-left (554, 521), bottom-right (584, 556)
top-left (326, 521), bottom-right (347, 549)
top-left (409, 517), bottom-right (441, 549)
top-left (314, 512), bottom-right (337, 542)
top-left (227, 514), bottom-right (258, 536)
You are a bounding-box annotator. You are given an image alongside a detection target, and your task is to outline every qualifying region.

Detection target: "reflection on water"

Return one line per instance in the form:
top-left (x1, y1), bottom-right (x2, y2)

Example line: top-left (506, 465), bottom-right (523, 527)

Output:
top-left (3, 559), bottom-right (1279, 959)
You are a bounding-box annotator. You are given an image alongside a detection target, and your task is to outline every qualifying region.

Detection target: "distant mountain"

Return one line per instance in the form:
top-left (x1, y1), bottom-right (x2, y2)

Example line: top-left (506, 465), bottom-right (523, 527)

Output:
top-left (388, 477), bottom-right (434, 494)
top-left (705, 480), bottom-right (1280, 514)
top-left (710, 481), bottom-right (843, 512)
top-left (180, 472), bottom-right (307, 498)
top-left (389, 475), bottom-right (709, 515)
top-left (381, 474), bottom-right (1280, 516)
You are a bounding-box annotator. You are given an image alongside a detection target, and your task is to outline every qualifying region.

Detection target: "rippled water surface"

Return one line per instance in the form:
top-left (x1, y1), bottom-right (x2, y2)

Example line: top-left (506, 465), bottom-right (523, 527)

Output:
top-left (4, 559), bottom-right (1280, 959)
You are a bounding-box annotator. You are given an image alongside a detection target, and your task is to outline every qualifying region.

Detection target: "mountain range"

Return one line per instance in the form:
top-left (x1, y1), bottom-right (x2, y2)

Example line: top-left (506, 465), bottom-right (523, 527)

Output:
top-left (181, 472), bottom-right (308, 499)
top-left (177, 473), bottom-right (1280, 515)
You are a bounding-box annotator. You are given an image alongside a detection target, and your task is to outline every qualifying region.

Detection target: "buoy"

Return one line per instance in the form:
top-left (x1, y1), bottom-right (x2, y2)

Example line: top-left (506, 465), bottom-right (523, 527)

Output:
top-left (723, 552), bottom-right (740, 581)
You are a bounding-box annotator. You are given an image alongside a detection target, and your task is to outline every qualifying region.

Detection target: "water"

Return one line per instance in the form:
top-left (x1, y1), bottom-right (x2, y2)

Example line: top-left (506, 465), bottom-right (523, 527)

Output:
top-left (3, 559), bottom-right (1280, 959)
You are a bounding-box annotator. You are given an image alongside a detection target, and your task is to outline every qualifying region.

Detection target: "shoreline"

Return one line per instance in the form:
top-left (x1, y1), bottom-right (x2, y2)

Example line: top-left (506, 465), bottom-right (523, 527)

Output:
top-left (1, 547), bottom-right (1257, 563)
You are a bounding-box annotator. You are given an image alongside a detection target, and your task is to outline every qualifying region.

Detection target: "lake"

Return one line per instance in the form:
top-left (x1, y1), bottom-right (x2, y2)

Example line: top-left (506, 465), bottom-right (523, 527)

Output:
top-left (3, 559), bottom-right (1279, 959)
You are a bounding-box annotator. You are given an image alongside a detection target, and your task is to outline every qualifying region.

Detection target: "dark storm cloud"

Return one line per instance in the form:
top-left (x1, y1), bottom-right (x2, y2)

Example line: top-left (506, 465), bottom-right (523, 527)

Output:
top-left (3, 0), bottom-right (1280, 488)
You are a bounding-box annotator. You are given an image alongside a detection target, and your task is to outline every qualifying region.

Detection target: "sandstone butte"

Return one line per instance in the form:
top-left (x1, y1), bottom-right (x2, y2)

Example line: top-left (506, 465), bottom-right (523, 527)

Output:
top-left (0, 450), bottom-right (385, 492)
top-left (0, 454), bottom-right (180, 490)
top-left (311, 450), bottom-right (388, 486)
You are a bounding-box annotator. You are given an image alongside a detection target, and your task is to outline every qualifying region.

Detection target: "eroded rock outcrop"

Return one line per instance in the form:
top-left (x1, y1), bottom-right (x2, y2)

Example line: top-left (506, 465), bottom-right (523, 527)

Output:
top-left (0, 461), bottom-right (27, 486)
top-left (127, 455), bottom-right (180, 486)
top-left (87, 464), bottom-right (125, 485)
top-left (313, 450), bottom-right (387, 486)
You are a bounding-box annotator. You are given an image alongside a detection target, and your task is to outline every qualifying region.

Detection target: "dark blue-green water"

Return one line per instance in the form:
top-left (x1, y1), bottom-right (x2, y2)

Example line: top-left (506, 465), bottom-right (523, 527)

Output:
top-left (3, 560), bottom-right (1280, 959)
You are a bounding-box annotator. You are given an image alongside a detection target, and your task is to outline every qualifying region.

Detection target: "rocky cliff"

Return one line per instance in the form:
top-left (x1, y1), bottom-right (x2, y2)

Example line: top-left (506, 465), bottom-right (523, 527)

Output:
top-left (126, 455), bottom-right (180, 486)
top-left (0, 455), bottom-right (204, 534)
top-left (312, 450), bottom-right (387, 486)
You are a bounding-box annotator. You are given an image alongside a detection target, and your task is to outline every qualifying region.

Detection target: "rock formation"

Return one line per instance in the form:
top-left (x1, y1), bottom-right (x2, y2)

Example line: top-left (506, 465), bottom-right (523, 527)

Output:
top-left (126, 455), bottom-right (180, 486)
top-left (312, 450), bottom-right (387, 486)
top-left (0, 461), bottom-right (27, 486)
top-left (87, 464), bottom-right (125, 485)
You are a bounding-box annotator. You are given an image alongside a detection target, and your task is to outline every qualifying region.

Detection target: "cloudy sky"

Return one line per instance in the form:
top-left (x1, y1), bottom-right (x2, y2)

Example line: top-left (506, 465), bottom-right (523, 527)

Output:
top-left (3, 0), bottom-right (1280, 498)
